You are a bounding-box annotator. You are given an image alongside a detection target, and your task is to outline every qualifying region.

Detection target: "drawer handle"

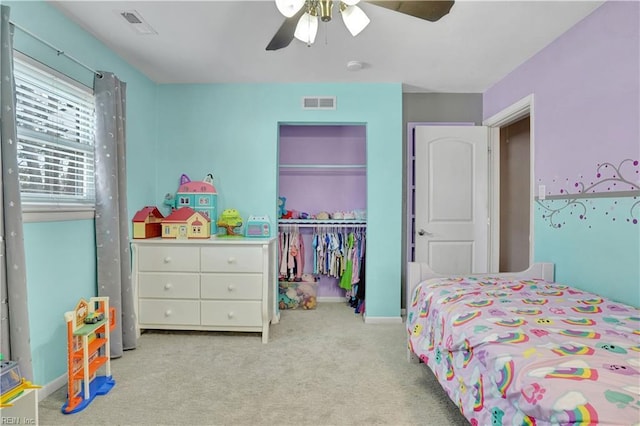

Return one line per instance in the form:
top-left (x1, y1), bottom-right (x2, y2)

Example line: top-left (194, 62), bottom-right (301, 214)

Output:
top-left (227, 284), bottom-right (235, 292)
top-left (227, 312), bottom-right (234, 319)
top-left (227, 257), bottom-right (237, 264)
top-left (163, 256), bottom-right (172, 264)
top-left (164, 310), bottom-right (172, 317)
top-left (164, 283), bottom-right (172, 290)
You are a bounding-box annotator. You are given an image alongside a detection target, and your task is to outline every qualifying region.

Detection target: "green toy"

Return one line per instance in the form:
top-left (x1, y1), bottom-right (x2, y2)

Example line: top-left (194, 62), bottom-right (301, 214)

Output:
top-left (217, 209), bottom-right (243, 236)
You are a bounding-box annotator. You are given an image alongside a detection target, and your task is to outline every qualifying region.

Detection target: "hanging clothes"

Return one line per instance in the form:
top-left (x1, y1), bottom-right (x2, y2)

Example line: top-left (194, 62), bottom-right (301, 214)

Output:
top-left (278, 226), bottom-right (305, 281)
top-left (312, 227), bottom-right (366, 292)
top-left (339, 232), bottom-right (354, 291)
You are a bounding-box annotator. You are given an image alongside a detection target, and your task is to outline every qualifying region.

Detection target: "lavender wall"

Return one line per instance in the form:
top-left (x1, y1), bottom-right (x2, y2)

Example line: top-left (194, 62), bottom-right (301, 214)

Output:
top-left (483, 1), bottom-right (640, 306)
top-left (279, 125), bottom-right (367, 215)
top-left (484, 1), bottom-right (639, 196)
top-left (279, 125), bottom-right (367, 297)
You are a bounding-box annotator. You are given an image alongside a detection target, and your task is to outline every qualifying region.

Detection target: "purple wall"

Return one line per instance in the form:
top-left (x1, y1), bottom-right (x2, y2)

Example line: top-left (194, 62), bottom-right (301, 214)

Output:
top-left (279, 124), bottom-right (367, 215)
top-left (279, 125), bottom-right (367, 297)
top-left (483, 1), bottom-right (639, 305)
top-left (484, 1), bottom-right (639, 196)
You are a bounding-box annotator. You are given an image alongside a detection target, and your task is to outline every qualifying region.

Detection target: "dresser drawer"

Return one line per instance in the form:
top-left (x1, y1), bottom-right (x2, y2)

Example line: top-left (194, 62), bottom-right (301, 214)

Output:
top-left (201, 300), bottom-right (262, 327)
top-left (200, 246), bottom-right (262, 273)
top-left (139, 299), bottom-right (200, 326)
top-left (138, 273), bottom-right (200, 299)
top-left (137, 246), bottom-right (199, 272)
top-left (200, 274), bottom-right (262, 300)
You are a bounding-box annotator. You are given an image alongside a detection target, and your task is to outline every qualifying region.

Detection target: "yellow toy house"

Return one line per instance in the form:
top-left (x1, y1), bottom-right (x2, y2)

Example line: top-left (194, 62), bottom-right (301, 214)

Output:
top-left (161, 207), bottom-right (211, 239)
top-left (164, 173), bottom-right (218, 234)
top-left (132, 206), bottom-right (164, 239)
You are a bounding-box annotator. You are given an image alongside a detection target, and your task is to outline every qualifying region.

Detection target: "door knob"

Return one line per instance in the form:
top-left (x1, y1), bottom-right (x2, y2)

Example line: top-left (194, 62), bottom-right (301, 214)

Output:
top-left (418, 229), bottom-right (433, 236)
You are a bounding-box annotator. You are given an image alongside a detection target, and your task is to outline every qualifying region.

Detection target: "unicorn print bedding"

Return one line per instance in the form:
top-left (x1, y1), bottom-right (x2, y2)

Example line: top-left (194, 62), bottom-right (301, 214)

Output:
top-left (407, 275), bottom-right (640, 425)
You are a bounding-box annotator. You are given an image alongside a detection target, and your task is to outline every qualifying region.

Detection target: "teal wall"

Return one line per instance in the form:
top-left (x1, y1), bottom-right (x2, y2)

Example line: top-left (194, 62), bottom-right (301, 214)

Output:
top-left (535, 196), bottom-right (640, 307)
top-left (5, 2), bottom-right (404, 390)
top-left (23, 220), bottom-right (96, 383)
top-left (155, 83), bottom-right (404, 319)
top-left (6, 1), bottom-right (158, 386)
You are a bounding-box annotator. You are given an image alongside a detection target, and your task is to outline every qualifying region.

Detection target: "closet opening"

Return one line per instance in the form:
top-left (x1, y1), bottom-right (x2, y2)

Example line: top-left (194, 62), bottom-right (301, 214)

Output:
top-left (277, 124), bottom-right (367, 315)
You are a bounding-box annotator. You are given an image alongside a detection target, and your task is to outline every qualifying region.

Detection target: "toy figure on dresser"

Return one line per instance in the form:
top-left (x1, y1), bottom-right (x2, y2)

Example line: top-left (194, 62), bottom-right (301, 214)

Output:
top-left (164, 173), bottom-right (218, 233)
top-left (217, 209), bottom-right (243, 236)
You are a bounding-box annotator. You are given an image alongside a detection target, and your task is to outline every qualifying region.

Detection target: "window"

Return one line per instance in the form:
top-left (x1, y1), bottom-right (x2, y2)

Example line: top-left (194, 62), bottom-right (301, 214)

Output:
top-left (13, 54), bottom-right (96, 215)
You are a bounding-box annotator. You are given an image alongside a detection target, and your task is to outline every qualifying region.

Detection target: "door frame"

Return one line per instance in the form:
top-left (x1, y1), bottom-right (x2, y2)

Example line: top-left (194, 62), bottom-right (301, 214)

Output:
top-left (483, 94), bottom-right (535, 272)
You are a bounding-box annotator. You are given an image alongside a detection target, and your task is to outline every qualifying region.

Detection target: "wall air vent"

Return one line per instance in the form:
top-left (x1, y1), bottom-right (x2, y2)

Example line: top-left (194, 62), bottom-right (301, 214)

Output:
top-left (302, 96), bottom-right (336, 110)
top-left (119, 10), bottom-right (158, 35)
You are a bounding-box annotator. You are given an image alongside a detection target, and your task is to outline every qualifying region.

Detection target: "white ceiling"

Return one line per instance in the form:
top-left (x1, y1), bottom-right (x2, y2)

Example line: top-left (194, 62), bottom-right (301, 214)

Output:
top-left (49, 0), bottom-right (605, 93)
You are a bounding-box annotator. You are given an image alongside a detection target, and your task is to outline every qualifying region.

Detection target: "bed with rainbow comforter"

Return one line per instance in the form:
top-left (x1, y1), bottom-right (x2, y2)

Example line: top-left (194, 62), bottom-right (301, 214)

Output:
top-left (407, 275), bottom-right (640, 425)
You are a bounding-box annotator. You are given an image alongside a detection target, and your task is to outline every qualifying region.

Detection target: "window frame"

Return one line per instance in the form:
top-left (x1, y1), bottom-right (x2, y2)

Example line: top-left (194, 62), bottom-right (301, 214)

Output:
top-left (13, 52), bottom-right (97, 223)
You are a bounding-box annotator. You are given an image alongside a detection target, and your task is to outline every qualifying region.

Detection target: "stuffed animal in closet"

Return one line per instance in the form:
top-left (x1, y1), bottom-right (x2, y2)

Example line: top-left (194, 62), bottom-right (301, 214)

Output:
top-left (278, 197), bottom-right (287, 218)
top-left (278, 196), bottom-right (310, 220)
top-left (300, 273), bottom-right (317, 283)
top-left (296, 281), bottom-right (317, 310)
top-left (278, 197), bottom-right (298, 219)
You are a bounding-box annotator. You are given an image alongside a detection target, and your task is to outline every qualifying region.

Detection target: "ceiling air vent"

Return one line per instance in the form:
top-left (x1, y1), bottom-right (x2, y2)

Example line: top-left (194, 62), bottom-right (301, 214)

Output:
top-left (119, 10), bottom-right (157, 35)
top-left (302, 96), bottom-right (336, 110)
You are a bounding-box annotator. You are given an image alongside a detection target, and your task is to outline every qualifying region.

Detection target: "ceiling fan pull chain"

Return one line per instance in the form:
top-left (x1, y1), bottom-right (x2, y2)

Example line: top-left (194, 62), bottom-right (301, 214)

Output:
top-left (324, 22), bottom-right (329, 45)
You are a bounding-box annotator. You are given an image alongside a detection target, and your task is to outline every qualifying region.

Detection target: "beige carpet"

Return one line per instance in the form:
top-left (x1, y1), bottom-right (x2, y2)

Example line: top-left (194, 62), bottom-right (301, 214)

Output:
top-left (38, 302), bottom-right (468, 426)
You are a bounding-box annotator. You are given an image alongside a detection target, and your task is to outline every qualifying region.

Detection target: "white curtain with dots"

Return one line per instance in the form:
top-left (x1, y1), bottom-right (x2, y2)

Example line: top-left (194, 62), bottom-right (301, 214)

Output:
top-left (0, 5), bottom-right (34, 380)
top-left (94, 72), bottom-right (137, 357)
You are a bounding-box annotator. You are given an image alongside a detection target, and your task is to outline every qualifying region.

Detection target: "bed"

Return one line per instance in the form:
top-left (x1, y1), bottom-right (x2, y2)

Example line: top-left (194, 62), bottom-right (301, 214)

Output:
top-left (406, 262), bottom-right (640, 425)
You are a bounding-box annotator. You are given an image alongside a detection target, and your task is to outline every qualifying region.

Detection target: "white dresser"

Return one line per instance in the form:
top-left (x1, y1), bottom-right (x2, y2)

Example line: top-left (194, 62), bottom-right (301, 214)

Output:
top-left (131, 237), bottom-right (278, 343)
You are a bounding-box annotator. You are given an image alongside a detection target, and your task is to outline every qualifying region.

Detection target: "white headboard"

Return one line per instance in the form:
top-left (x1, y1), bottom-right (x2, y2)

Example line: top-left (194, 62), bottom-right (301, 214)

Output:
top-left (406, 262), bottom-right (555, 308)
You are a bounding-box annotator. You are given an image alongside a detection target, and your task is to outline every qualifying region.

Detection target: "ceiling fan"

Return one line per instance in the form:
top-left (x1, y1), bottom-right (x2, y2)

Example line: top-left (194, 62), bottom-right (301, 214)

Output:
top-left (266, 0), bottom-right (455, 51)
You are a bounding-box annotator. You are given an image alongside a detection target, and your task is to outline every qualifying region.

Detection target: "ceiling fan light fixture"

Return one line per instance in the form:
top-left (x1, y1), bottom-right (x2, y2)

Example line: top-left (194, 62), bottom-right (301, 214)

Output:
top-left (319, 0), bottom-right (334, 22)
top-left (275, 0), bottom-right (305, 17)
top-left (294, 12), bottom-right (319, 45)
top-left (340, 4), bottom-right (369, 37)
top-left (341, 0), bottom-right (361, 6)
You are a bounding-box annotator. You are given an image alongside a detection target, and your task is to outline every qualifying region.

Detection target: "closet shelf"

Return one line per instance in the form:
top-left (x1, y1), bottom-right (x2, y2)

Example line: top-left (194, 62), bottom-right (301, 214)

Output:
top-left (278, 219), bottom-right (367, 228)
top-left (279, 164), bottom-right (366, 169)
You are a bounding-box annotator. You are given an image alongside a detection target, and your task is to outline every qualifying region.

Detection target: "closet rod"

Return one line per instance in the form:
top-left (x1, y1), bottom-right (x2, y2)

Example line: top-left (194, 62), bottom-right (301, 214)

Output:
top-left (278, 223), bottom-right (367, 229)
top-left (279, 219), bottom-right (366, 225)
top-left (10, 21), bottom-right (103, 78)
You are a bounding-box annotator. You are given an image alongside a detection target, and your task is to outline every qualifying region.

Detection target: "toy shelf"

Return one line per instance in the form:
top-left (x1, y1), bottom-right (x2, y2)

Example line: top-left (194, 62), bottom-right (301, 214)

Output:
top-left (279, 164), bottom-right (366, 176)
top-left (72, 336), bottom-right (107, 359)
top-left (62, 297), bottom-right (116, 414)
top-left (72, 356), bottom-right (108, 381)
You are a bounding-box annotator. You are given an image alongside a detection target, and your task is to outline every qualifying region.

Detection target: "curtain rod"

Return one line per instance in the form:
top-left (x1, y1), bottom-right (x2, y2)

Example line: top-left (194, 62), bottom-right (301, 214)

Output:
top-left (10, 21), bottom-right (103, 79)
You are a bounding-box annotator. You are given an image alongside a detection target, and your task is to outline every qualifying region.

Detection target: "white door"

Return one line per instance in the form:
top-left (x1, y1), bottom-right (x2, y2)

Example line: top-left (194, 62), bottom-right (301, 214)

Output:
top-left (414, 126), bottom-right (489, 274)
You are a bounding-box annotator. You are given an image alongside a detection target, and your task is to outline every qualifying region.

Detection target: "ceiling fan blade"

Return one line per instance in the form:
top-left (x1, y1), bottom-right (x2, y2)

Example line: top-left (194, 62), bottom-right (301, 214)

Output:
top-left (368, 1), bottom-right (454, 22)
top-left (266, 8), bottom-right (306, 51)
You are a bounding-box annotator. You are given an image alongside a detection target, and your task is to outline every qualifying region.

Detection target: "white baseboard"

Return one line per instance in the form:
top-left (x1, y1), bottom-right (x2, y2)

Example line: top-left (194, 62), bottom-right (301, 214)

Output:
top-left (317, 297), bottom-right (346, 303)
top-left (39, 374), bottom-right (66, 401)
top-left (363, 316), bottom-right (403, 324)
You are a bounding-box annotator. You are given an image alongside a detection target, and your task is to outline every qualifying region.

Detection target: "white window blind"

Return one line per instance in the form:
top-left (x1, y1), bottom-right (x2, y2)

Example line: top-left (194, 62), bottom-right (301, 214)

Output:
top-left (14, 55), bottom-right (96, 207)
